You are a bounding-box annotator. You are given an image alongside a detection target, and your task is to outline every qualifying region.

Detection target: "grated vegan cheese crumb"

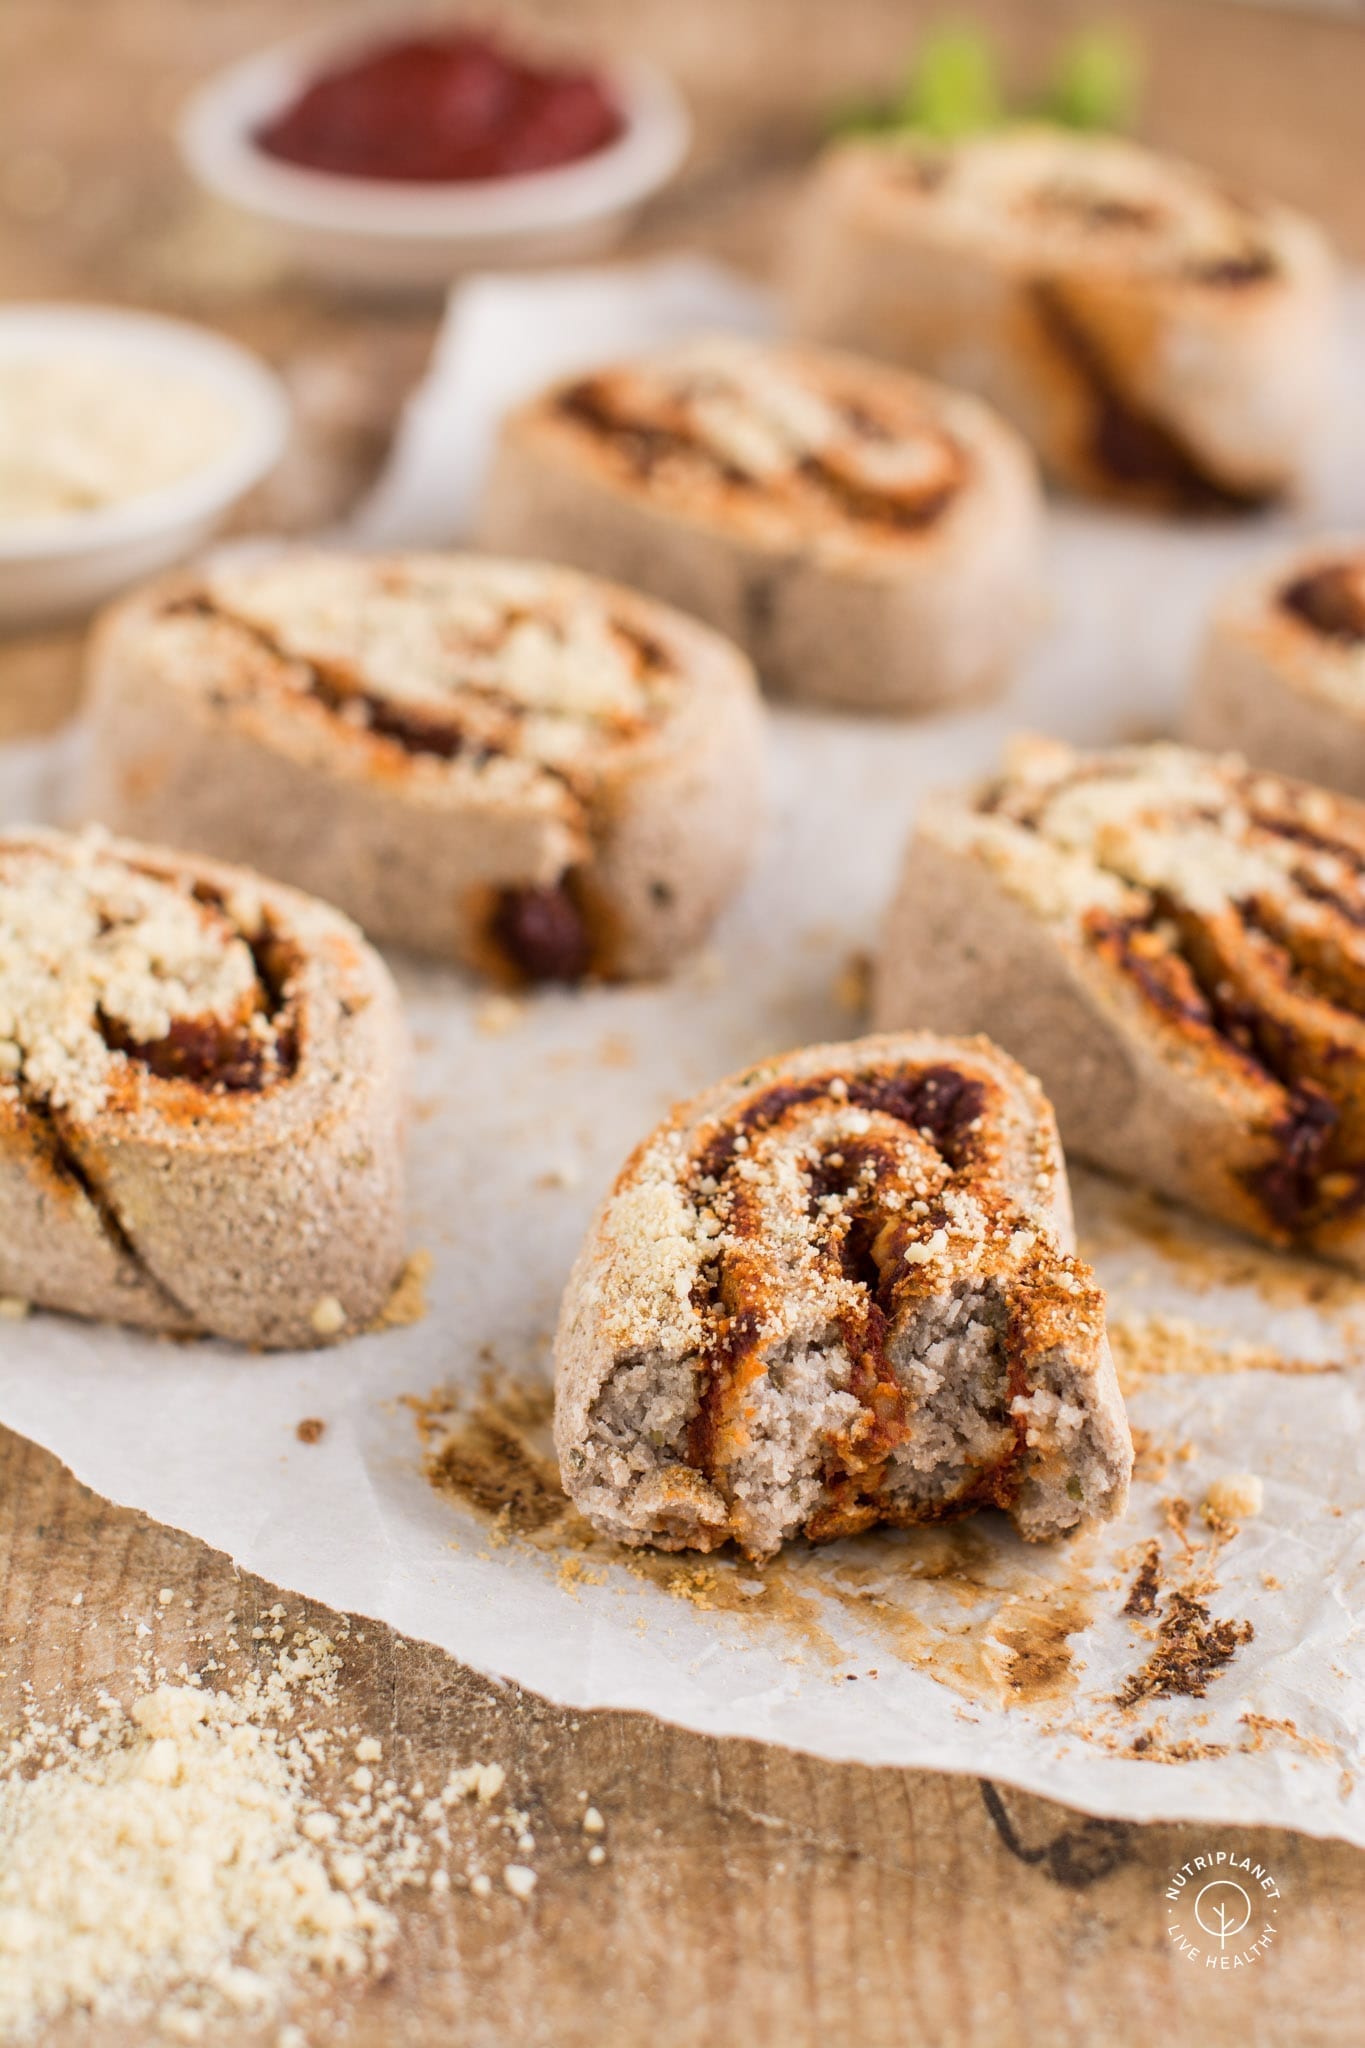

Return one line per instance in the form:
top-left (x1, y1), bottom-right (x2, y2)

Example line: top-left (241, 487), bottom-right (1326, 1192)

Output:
top-left (0, 355), bottom-right (238, 527)
top-left (1203, 1473), bottom-right (1265, 1525)
top-left (0, 1626), bottom-right (522, 2041)
top-left (309, 1296), bottom-right (347, 1340)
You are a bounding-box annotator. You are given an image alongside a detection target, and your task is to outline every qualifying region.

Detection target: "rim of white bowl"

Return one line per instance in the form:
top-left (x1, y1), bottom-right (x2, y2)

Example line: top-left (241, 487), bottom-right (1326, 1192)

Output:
top-left (0, 305), bottom-right (290, 563)
top-left (177, 32), bottom-right (691, 241)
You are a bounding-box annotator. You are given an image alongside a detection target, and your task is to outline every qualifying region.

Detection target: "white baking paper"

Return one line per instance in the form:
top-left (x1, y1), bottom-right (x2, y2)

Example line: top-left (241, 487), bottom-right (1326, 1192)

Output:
top-left (4, 260), bottom-right (1365, 1841)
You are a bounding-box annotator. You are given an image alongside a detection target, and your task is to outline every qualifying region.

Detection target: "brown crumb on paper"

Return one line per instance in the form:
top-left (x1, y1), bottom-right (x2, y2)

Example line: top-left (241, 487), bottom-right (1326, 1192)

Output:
top-left (1122, 1540), bottom-right (1161, 1618)
top-left (421, 1384), bottom-right (565, 1536)
top-left (1236, 1712), bottom-right (1334, 1761)
top-left (367, 1250), bottom-right (432, 1333)
top-left (295, 1417), bottom-right (325, 1445)
top-left (1115, 1588), bottom-right (1254, 1710)
top-left (833, 950), bottom-right (872, 1019)
top-left (1241, 1712), bottom-right (1335, 1763)
top-left (1126, 1722), bottom-right (1231, 1765)
top-left (1107, 1312), bottom-right (1338, 1394)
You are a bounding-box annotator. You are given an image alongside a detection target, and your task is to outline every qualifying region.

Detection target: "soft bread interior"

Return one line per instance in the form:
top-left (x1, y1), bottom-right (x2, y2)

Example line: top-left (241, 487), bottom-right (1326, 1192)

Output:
top-left (556, 1038), bottom-right (1131, 1561)
top-left (571, 1274), bottom-right (1122, 1562)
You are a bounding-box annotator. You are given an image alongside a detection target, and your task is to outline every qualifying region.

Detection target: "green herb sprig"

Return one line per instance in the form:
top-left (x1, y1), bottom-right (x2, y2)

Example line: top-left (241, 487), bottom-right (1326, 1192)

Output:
top-left (832, 23), bottom-right (1144, 144)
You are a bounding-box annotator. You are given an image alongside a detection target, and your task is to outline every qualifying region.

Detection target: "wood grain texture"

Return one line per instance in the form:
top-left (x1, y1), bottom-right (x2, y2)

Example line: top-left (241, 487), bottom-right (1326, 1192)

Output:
top-left (7, 1422), bottom-right (1364, 2048)
top-left (3, 2), bottom-right (1365, 2039)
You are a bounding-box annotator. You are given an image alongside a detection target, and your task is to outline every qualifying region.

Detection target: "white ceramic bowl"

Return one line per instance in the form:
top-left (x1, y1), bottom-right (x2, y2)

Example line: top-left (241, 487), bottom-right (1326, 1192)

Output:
top-left (0, 305), bottom-right (289, 634)
top-left (178, 30), bottom-right (692, 292)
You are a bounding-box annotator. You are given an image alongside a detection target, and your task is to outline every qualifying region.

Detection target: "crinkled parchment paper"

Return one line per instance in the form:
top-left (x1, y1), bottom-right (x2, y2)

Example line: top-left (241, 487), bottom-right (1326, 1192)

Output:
top-left (4, 262), bottom-right (1365, 1841)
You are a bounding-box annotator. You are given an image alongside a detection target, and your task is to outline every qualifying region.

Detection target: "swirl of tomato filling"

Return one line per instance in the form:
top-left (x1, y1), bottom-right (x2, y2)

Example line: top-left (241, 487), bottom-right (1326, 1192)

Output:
top-left (988, 745), bottom-right (1365, 1238)
top-left (163, 562), bottom-right (680, 986)
top-left (0, 840), bottom-right (299, 1125)
top-left (667, 1063), bottom-right (1103, 1553)
top-left (555, 347), bottom-right (967, 537)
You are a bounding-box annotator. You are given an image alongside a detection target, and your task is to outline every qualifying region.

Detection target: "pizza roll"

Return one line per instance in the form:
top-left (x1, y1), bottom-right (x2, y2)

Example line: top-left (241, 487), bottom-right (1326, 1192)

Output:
top-left (85, 552), bottom-right (764, 986)
top-left (787, 128), bottom-right (1336, 511)
top-left (555, 1032), bottom-right (1131, 1561)
top-left (0, 828), bottom-right (406, 1347)
top-left (877, 736), bottom-right (1365, 1265)
top-left (478, 335), bottom-right (1042, 713)
top-left (1186, 541), bottom-right (1365, 797)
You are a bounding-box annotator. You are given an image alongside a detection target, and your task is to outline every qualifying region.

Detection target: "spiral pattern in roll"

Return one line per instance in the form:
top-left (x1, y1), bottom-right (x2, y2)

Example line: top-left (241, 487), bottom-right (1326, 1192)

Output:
top-left (788, 127), bottom-right (1336, 510)
top-left (555, 1033), bottom-right (1131, 1561)
top-left (0, 828), bottom-right (406, 1347)
top-left (1188, 543), bottom-right (1365, 804)
top-left (879, 737), bottom-right (1365, 1266)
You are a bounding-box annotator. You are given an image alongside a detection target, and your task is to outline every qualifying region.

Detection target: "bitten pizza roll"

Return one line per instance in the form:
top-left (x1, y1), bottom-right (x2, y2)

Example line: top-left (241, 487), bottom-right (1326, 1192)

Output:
top-left (84, 552), bottom-right (764, 986)
top-left (555, 1033), bottom-right (1131, 1561)
top-left (876, 737), bottom-right (1365, 1266)
top-left (1186, 541), bottom-right (1365, 798)
top-left (787, 128), bottom-right (1336, 511)
top-left (0, 828), bottom-right (406, 1347)
top-left (477, 335), bottom-right (1042, 713)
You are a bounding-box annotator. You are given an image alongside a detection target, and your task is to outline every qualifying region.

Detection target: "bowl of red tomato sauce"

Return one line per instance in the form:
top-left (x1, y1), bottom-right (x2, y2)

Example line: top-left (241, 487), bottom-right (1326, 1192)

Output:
top-left (179, 23), bottom-right (690, 289)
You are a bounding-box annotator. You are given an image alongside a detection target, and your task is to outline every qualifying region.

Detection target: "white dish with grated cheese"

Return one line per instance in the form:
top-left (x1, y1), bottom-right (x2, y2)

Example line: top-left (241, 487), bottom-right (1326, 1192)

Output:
top-left (0, 305), bottom-right (289, 631)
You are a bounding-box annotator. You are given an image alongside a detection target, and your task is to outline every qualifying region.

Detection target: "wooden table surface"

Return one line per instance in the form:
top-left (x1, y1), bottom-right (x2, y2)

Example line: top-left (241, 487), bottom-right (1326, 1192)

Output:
top-left (5, 3), bottom-right (1365, 2041)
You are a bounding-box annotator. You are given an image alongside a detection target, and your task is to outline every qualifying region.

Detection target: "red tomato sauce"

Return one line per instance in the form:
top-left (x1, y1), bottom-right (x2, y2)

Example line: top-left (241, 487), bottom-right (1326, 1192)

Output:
top-left (255, 32), bottom-right (623, 183)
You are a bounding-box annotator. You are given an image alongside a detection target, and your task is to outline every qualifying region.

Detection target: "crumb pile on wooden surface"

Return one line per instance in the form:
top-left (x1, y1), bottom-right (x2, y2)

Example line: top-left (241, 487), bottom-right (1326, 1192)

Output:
top-left (0, 1621), bottom-right (533, 2042)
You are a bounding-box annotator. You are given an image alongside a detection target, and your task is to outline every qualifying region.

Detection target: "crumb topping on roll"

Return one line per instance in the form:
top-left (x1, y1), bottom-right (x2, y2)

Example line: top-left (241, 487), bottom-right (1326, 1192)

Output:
top-left (937, 737), bottom-right (1365, 1238)
top-left (88, 552), bottom-right (765, 991)
top-left (792, 127), bottom-right (1334, 512)
top-left (867, 129), bottom-right (1281, 288)
top-left (0, 830), bottom-right (298, 1121)
top-left (553, 336), bottom-right (968, 541)
top-left (162, 553), bottom-right (679, 789)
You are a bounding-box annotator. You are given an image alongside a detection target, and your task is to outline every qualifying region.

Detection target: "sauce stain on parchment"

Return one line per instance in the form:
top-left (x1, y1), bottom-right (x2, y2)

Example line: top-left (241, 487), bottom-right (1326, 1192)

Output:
top-left (770, 1529), bottom-right (1093, 1707)
top-left (410, 1382), bottom-right (1094, 1709)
